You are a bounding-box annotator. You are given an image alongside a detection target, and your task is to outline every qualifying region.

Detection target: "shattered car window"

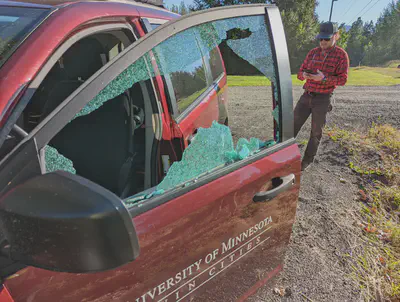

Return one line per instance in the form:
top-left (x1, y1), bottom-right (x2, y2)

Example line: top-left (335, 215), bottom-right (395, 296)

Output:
top-left (44, 15), bottom-right (280, 202)
top-left (74, 56), bottom-right (154, 119)
top-left (124, 15), bottom-right (280, 204)
top-left (162, 31), bottom-right (208, 114)
top-left (126, 122), bottom-right (276, 206)
top-left (75, 15), bottom-right (278, 121)
top-left (44, 145), bottom-right (76, 174)
top-left (158, 121), bottom-right (233, 191)
top-left (155, 122), bottom-right (275, 192)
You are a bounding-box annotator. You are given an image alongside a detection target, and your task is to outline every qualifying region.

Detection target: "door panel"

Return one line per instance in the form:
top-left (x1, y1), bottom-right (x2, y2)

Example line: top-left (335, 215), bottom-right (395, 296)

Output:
top-left (177, 87), bottom-right (219, 141)
top-left (131, 144), bottom-right (299, 302)
top-left (3, 144), bottom-right (299, 302)
top-left (2, 5), bottom-right (299, 301)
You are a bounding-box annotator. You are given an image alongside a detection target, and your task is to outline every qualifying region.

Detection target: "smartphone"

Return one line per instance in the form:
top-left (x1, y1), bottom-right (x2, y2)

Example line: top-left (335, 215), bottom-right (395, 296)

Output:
top-left (304, 69), bottom-right (317, 75)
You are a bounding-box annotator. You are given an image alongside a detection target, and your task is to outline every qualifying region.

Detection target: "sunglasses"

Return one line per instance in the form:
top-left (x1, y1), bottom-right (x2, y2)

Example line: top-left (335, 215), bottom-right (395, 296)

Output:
top-left (319, 38), bottom-right (331, 42)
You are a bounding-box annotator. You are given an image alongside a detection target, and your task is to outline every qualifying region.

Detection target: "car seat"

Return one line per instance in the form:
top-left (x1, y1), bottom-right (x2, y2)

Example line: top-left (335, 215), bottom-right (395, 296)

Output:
top-left (50, 91), bottom-right (137, 197)
top-left (25, 37), bottom-right (106, 130)
top-left (32, 35), bottom-right (145, 197)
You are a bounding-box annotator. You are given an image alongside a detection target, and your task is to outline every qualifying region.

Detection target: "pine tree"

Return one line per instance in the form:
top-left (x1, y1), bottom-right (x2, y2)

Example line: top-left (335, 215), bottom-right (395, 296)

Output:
top-left (364, 0), bottom-right (400, 66)
top-left (336, 23), bottom-right (349, 50)
top-left (346, 17), bottom-right (367, 66)
top-left (169, 1), bottom-right (190, 15)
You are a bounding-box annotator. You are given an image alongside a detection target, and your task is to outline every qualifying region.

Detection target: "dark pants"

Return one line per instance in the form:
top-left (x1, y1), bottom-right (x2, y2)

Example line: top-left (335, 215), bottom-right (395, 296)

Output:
top-left (294, 91), bottom-right (332, 163)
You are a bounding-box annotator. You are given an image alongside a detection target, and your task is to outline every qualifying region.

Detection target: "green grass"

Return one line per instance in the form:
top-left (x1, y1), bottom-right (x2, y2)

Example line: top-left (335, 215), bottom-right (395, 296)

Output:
top-left (384, 60), bottom-right (400, 68)
top-left (362, 67), bottom-right (400, 78)
top-left (326, 124), bottom-right (400, 301)
top-left (348, 67), bottom-right (400, 85)
top-left (177, 88), bottom-right (207, 112)
top-left (298, 139), bottom-right (308, 146)
top-left (227, 75), bottom-right (302, 86)
top-left (227, 66), bottom-right (400, 87)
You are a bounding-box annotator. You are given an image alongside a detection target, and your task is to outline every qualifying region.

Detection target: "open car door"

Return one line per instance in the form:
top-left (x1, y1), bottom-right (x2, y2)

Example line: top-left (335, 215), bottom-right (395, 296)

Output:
top-left (2, 4), bottom-right (300, 302)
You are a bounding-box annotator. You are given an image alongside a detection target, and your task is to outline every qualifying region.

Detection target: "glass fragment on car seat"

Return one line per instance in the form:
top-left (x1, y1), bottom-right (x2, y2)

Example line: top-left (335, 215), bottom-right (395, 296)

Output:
top-left (44, 145), bottom-right (76, 174)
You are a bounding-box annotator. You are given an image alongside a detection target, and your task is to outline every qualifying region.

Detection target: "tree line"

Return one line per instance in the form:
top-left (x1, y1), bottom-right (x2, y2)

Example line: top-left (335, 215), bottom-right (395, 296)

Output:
top-left (342, 0), bottom-right (400, 67)
top-left (168, 0), bottom-right (400, 70)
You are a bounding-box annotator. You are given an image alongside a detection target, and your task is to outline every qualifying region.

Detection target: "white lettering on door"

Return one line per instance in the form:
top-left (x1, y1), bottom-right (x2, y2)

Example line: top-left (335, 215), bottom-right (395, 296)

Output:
top-left (136, 216), bottom-right (273, 302)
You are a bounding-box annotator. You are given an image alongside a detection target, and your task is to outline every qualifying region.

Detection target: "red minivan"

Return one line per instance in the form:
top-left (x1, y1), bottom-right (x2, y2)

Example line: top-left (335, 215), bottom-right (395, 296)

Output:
top-left (0, 1), bottom-right (300, 301)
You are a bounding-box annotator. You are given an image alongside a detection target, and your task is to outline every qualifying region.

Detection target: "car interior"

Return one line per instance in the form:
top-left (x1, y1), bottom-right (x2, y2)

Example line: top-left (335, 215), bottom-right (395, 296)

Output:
top-left (19, 29), bottom-right (153, 198)
top-left (23, 29), bottom-right (133, 131)
top-left (0, 27), bottom-right (188, 199)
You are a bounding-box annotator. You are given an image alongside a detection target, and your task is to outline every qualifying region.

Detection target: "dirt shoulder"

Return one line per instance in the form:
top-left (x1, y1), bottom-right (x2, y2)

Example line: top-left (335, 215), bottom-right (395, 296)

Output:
top-left (239, 85), bottom-right (400, 301)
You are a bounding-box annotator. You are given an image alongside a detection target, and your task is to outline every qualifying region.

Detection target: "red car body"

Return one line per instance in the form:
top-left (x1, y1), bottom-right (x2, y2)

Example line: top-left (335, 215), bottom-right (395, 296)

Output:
top-left (0, 2), bottom-right (300, 301)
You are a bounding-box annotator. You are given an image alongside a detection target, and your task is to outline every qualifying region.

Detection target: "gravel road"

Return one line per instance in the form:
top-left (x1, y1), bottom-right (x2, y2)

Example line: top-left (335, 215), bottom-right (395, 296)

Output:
top-left (229, 86), bottom-right (400, 142)
top-left (228, 85), bottom-right (400, 301)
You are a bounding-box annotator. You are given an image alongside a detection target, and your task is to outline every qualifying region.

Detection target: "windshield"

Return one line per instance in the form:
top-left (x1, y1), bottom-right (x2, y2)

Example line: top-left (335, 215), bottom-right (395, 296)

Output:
top-left (0, 7), bottom-right (50, 67)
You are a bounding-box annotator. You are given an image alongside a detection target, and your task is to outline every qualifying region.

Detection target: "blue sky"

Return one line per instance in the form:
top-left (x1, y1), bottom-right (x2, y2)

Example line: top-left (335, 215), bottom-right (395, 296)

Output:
top-left (163, 0), bottom-right (394, 26)
top-left (317, 0), bottom-right (393, 25)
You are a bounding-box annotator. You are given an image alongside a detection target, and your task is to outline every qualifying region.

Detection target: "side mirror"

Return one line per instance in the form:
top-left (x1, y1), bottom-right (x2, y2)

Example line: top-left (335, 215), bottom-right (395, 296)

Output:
top-left (0, 171), bottom-right (140, 273)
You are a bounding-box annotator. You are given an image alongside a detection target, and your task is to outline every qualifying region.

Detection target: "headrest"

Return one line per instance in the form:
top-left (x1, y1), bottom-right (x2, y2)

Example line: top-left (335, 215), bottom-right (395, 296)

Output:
top-left (61, 37), bottom-right (106, 80)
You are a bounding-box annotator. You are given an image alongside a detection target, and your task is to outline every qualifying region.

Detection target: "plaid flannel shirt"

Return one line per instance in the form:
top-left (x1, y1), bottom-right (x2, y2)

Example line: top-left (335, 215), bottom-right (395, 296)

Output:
top-left (297, 46), bottom-right (349, 94)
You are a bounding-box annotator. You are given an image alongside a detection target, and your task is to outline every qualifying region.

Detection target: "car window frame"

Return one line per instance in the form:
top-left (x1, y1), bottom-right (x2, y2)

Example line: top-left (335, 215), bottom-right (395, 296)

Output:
top-left (0, 22), bottom-right (139, 164)
top-left (1, 4), bottom-right (294, 216)
top-left (27, 22), bottom-right (137, 93)
top-left (142, 17), bottom-right (169, 30)
top-left (0, 23), bottom-right (137, 162)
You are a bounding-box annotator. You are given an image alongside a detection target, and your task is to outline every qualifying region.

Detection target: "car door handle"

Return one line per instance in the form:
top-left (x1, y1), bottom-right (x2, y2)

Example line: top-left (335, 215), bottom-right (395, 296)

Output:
top-left (253, 174), bottom-right (295, 202)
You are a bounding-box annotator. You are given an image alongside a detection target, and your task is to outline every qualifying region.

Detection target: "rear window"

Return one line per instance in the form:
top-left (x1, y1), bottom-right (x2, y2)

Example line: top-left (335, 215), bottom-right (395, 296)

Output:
top-left (196, 33), bottom-right (224, 81)
top-left (0, 7), bottom-right (50, 67)
top-left (161, 30), bottom-right (208, 114)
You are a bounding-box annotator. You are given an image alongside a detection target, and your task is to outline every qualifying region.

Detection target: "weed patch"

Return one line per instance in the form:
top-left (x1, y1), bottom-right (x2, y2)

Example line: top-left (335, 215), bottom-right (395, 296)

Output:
top-left (326, 124), bottom-right (400, 301)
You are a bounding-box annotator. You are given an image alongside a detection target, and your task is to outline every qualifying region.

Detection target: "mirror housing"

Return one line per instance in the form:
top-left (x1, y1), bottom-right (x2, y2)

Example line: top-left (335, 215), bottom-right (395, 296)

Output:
top-left (0, 171), bottom-right (139, 273)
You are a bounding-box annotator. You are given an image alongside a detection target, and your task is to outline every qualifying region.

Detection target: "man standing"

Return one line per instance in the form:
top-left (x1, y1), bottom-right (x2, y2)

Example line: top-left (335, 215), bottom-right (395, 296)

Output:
top-left (295, 22), bottom-right (349, 171)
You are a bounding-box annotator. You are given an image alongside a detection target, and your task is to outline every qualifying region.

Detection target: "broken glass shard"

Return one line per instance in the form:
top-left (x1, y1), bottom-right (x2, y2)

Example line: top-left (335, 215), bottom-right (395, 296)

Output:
top-left (272, 106), bottom-right (279, 124)
top-left (157, 121), bottom-right (233, 191)
top-left (156, 121), bottom-right (274, 192)
top-left (45, 145), bottom-right (76, 174)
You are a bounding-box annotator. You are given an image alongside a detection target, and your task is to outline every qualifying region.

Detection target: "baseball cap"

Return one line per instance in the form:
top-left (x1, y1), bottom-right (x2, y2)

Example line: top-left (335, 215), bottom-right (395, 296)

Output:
top-left (316, 22), bottom-right (339, 39)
